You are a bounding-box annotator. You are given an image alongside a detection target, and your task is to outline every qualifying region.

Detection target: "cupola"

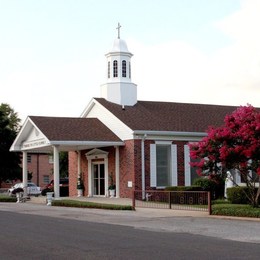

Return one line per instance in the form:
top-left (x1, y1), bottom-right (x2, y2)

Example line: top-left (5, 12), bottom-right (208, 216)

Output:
top-left (100, 23), bottom-right (137, 106)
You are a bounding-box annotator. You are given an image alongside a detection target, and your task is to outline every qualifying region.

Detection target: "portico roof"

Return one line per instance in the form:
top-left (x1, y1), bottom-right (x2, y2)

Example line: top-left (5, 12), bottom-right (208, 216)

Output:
top-left (10, 116), bottom-right (124, 152)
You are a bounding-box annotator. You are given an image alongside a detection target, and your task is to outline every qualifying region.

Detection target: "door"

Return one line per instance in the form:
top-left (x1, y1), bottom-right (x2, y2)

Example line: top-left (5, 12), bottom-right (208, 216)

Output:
top-left (93, 163), bottom-right (105, 196)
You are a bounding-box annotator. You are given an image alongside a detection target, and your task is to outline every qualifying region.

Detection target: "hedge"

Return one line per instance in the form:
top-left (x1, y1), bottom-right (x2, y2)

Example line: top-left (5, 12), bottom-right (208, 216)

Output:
top-left (226, 186), bottom-right (260, 204)
top-left (0, 195), bottom-right (17, 202)
top-left (52, 199), bottom-right (134, 210)
top-left (165, 186), bottom-right (203, 191)
top-left (212, 203), bottom-right (260, 218)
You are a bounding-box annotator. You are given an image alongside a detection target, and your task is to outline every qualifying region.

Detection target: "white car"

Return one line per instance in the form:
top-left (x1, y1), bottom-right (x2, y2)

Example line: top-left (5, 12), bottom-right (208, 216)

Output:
top-left (8, 182), bottom-right (41, 196)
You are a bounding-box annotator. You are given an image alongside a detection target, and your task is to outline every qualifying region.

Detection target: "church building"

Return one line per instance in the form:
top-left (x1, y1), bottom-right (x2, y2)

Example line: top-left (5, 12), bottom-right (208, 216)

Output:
top-left (11, 27), bottom-right (241, 198)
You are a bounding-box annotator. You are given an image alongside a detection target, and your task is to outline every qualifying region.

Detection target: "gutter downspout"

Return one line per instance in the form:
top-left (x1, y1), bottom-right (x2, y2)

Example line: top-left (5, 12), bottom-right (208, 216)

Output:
top-left (141, 134), bottom-right (147, 199)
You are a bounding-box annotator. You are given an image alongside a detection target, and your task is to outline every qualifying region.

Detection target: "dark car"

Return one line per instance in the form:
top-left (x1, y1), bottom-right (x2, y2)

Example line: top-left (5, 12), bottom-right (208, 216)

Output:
top-left (41, 178), bottom-right (69, 197)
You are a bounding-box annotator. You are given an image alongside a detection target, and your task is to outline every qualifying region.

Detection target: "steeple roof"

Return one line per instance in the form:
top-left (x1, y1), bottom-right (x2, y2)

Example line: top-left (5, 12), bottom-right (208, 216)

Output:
top-left (110, 38), bottom-right (130, 53)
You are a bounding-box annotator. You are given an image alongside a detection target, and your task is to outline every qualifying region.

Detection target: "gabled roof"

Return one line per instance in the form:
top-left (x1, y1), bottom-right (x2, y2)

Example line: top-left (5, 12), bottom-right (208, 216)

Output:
top-left (29, 116), bottom-right (122, 142)
top-left (11, 116), bottom-right (123, 152)
top-left (95, 98), bottom-right (238, 132)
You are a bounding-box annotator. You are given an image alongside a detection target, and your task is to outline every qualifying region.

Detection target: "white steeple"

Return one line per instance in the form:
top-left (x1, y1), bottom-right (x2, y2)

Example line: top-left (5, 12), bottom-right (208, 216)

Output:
top-left (100, 23), bottom-right (137, 106)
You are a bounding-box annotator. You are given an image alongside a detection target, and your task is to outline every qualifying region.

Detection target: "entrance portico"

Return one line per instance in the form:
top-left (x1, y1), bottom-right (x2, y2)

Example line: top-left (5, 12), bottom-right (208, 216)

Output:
top-left (10, 116), bottom-right (124, 198)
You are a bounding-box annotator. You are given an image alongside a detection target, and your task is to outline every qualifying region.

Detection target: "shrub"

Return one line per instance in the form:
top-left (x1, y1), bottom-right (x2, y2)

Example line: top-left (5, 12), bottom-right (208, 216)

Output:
top-left (212, 204), bottom-right (260, 218)
top-left (165, 186), bottom-right (203, 191)
top-left (193, 177), bottom-right (224, 199)
top-left (227, 187), bottom-right (250, 204)
top-left (165, 186), bottom-right (207, 205)
top-left (0, 195), bottom-right (17, 202)
top-left (52, 199), bottom-right (134, 210)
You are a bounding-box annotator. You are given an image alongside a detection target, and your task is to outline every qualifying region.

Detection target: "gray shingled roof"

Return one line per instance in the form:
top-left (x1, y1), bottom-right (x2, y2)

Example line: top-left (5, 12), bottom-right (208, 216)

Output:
top-left (95, 98), bottom-right (239, 132)
top-left (29, 116), bottom-right (122, 142)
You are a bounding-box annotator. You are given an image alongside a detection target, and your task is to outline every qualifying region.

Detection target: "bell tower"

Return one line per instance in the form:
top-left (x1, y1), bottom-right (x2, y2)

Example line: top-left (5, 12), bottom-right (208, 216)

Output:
top-left (100, 23), bottom-right (137, 106)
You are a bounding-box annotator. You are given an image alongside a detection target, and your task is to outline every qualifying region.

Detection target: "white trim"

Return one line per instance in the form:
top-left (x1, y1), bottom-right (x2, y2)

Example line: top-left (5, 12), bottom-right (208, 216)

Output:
top-left (22, 151), bottom-right (28, 197)
top-left (155, 141), bottom-right (173, 145)
top-left (141, 135), bottom-right (146, 192)
top-left (134, 130), bottom-right (206, 137)
top-left (86, 148), bottom-right (109, 160)
top-left (150, 143), bottom-right (178, 188)
top-left (115, 146), bottom-right (120, 198)
top-left (87, 159), bottom-right (92, 197)
top-left (171, 144), bottom-right (178, 186)
top-left (150, 144), bottom-right (156, 187)
top-left (184, 145), bottom-right (191, 186)
top-left (85, 148), bottom-right (109, 197)
top-left (50, 141), bottom-right (124, 146)
top-left (105, 158), bottom-right (109, 197)
top-left (53, 145), bottom-right (60, 198)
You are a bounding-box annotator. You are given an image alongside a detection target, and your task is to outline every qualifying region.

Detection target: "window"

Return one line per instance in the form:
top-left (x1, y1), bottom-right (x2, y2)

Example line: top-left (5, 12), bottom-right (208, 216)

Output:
top-left (129, 62), bottom-right (131, 78)
top-left (43, 175), bottom-right (50, 184)
top-left (156, 145), bottom-right (171, 186)
top-left (27, 155), bottom-right (32, 163)
top-left (150, 143), bottom-right (177, 187)
top-left (113, 60), bottom-right (118, 77)
top-left (240, 170), bottom-right (257, 183)
top-left (184, 144), bottom-right (201, 186)
top-left (108, 61), bottom-right (110, 78)
top-left (122, 60), bottom-right (126, 77)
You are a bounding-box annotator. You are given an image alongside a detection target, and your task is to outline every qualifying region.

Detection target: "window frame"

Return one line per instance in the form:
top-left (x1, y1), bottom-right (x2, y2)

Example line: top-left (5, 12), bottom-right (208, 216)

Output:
top-left (150, 142), bottom-right (177, 188)
top-left (113, 60), bottom-right (118, 77)
top-left (122, 60), bottom-right (126, 77)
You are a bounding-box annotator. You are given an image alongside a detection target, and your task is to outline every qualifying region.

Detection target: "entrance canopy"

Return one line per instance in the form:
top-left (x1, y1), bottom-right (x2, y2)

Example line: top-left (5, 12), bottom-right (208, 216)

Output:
top-left (10, 116), bottom-right (124, 152)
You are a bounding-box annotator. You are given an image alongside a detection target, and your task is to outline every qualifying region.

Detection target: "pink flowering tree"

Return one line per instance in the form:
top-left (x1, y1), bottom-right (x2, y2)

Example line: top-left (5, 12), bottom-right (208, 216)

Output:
top-left (189, 105), bottom-right (260, 207)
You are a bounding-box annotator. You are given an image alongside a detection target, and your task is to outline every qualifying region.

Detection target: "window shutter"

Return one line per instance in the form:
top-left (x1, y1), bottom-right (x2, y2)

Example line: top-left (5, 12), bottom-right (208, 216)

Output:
top-left (150, 144), bottom-right (157, 187)
top-left (184, 145), bottom-right (191, 186)
top-left (171, 144), bottom-right (178, 186)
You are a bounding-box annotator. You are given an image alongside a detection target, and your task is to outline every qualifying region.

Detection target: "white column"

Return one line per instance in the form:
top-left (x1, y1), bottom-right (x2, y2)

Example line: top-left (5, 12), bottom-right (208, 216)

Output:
top-left (22, 151), bottom-right (28, 197)
top-left (141, 135), bottom-right (146, 197)
top-left (87, 159), bottom-right (92, 197)
top-left (53, 146), bottom-right (60, 198)
top-left (77, 150), bottom-right (81, 178)
top-left (115, 146), bottom-right (120, 198)
top-left (105, 158), bottom-right (109, 197)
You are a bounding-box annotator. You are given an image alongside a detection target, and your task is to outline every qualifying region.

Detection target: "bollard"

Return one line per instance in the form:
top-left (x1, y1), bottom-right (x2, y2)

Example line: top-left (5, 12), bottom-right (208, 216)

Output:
top-left (46, 192), bottom-right (54, 206)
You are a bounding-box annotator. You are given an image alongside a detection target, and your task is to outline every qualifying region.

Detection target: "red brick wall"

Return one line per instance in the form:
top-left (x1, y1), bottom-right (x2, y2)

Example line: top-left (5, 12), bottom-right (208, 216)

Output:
top-left (27, 153), bottom-right (53, 188)
top-left (68, 140), bottom-right (190, 198)
top-left (175, 141), bottom-right (188, 186)
top-left (68, 151), bottom-right (78, 196)
top-left (119, 140), bottom-right (136, 198)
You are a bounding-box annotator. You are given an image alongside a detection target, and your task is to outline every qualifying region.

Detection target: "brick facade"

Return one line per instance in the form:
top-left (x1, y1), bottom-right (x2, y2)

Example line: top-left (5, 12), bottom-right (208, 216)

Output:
top-left (27, 153), bottom-right (53, 188)
top-left (68, 139), bottom-right (190, 198)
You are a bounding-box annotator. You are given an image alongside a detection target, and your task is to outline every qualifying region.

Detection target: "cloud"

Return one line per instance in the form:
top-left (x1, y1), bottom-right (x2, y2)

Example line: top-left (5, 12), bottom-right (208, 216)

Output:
top-left (130, 0), bottom-right (260, 107)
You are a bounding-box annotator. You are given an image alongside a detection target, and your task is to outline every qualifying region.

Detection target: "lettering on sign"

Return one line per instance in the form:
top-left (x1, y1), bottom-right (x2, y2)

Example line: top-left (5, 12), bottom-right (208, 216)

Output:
top-left (22, 140), bottom-right (46, 148)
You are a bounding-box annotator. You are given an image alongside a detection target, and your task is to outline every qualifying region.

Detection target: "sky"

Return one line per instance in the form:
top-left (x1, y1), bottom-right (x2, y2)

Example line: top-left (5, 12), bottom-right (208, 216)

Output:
top-left (1, 0), bottom-right (260, 123)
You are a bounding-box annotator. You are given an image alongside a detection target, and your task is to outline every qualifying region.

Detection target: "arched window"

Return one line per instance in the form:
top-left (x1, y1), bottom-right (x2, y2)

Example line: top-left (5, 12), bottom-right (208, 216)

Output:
top-left (113, 60), bottom-right (118, 77)
top-left (129, 62), bottom-right (131, 78)
top-left (108, 61), bottom-right (110, 78)
top-left (122, 60), bottom-right (126, 77)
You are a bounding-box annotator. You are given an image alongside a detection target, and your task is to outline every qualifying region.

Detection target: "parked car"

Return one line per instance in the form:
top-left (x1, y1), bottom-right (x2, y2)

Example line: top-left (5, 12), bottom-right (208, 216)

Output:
top-left (41, 178), bottom-right (69, 197)
top-left (8, 182), bottom-right (41, 197)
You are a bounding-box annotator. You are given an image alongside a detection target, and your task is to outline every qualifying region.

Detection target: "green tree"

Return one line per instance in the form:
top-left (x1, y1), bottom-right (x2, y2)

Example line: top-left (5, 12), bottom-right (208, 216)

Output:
top-left (0, 104), bottom-right (22, 185)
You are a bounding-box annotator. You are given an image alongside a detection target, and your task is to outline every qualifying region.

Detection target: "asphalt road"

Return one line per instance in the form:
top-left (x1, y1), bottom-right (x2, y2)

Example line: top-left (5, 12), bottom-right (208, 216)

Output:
top-left (0, 203), bottom-right (260, 259)
top-left (0, 210), bottom-right (259, 260)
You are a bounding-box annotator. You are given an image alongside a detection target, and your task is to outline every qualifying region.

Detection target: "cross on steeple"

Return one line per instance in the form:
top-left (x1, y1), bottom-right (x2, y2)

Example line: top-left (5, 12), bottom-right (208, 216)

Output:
top-left (116, 22), bottom-right (121, 39)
